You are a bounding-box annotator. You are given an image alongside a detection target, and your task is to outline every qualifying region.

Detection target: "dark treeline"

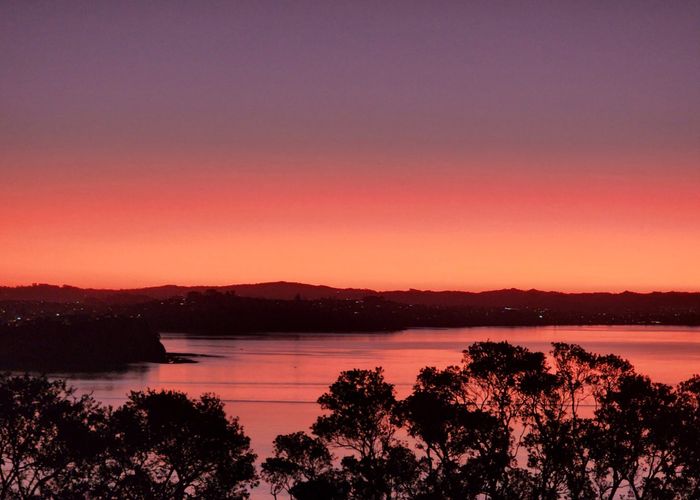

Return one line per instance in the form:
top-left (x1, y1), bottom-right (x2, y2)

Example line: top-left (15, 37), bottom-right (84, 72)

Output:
top-left (135, 292), bottom-right (411, 333)
top-left (3, 342), bottom-right (700, 499)
top-left (149, 291), bottom-right (700, 330)
top-left (3, 290), bottom-right (700, 339)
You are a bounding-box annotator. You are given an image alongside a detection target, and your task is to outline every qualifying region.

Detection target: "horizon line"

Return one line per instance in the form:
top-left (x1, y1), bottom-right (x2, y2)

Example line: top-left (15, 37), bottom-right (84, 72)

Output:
top-left (3, 280), bottom-right (700, 296)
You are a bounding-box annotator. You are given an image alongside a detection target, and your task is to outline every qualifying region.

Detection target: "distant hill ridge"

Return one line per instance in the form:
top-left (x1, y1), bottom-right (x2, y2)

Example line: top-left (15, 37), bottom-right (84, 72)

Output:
top-left (2, 282), bottom-right (700, 311)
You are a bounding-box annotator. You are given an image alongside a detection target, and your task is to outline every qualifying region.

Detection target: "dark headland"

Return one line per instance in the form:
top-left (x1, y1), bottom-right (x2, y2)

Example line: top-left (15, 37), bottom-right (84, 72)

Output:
top-left (0, 316), bottom-right (167, 371)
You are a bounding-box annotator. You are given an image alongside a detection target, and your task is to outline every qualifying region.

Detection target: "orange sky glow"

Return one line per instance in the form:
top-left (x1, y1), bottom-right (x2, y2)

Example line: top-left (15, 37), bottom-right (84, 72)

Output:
top-left (2, 152), bottom-right (699, 292)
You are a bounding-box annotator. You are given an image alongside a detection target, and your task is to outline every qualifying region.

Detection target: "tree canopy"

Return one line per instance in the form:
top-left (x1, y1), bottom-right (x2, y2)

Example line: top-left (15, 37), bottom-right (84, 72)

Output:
top-left (0, 376), bottom-right (257, 499)
top-left (264, 341), bottom-right (700, 499)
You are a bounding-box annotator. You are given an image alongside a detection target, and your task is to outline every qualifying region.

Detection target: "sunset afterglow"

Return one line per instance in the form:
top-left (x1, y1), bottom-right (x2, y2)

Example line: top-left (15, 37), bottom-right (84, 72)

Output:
top-left (2, 1), bottom-right (698, 291)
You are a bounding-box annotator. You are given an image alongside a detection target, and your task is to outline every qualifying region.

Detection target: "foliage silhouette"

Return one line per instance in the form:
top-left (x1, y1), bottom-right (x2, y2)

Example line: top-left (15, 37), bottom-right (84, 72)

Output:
top-left (98, 389), bottom-right (257, 499)
top-left (264, 342), bottom-right (700, 499)
top-left (0, 374), bottom-right (108, 498)
top-left (4, 341), bottom-right (700, 499)
top-left (311, 368), bottom-right (420, 499)
top-left (261, 432), bottom-right (341, 499)
top-left (0, 376), bottom-right (257, 499)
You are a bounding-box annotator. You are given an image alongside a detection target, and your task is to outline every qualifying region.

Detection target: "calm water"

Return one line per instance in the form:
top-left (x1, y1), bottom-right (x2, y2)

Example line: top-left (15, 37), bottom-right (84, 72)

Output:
top-left (56, 325), bottom-right (700, 497)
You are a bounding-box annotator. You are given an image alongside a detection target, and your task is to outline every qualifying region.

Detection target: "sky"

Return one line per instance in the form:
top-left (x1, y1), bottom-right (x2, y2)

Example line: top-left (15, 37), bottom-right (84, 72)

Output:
top-left (1, 1), bottom-right (699, 291)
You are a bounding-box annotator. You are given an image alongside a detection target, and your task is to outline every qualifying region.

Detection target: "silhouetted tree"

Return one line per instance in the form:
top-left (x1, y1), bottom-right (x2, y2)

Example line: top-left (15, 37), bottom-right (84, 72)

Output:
top-left (312, 367), bottom-right (419, 499)
top-left (5, 341), bottom-right (700, 499)
top-left (517, 343), bottom-right (594, 499)
top-left (399, 365), bottom-right (508, 499)
top-left (98, 389), bottom-right (257, 499)
top-left (313, 368), bottom-right (397, 460)
top-left (269, 342), bottom-right (700, 499)
top-left (588, 374), bottom-right (681, 499)
top-left (515, 344), bottom-right (636, 499)
top-left (0, 374), bottom-right (108, 498)
top-left (460, 341), bottom-right (549, 496)
top-left (673, 375), bottom-right (700, 497)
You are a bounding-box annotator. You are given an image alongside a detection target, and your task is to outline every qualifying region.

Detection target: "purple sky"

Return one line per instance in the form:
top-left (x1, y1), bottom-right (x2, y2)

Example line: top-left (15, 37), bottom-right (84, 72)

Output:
top-left (3, 1), bottom-right (698, 175)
